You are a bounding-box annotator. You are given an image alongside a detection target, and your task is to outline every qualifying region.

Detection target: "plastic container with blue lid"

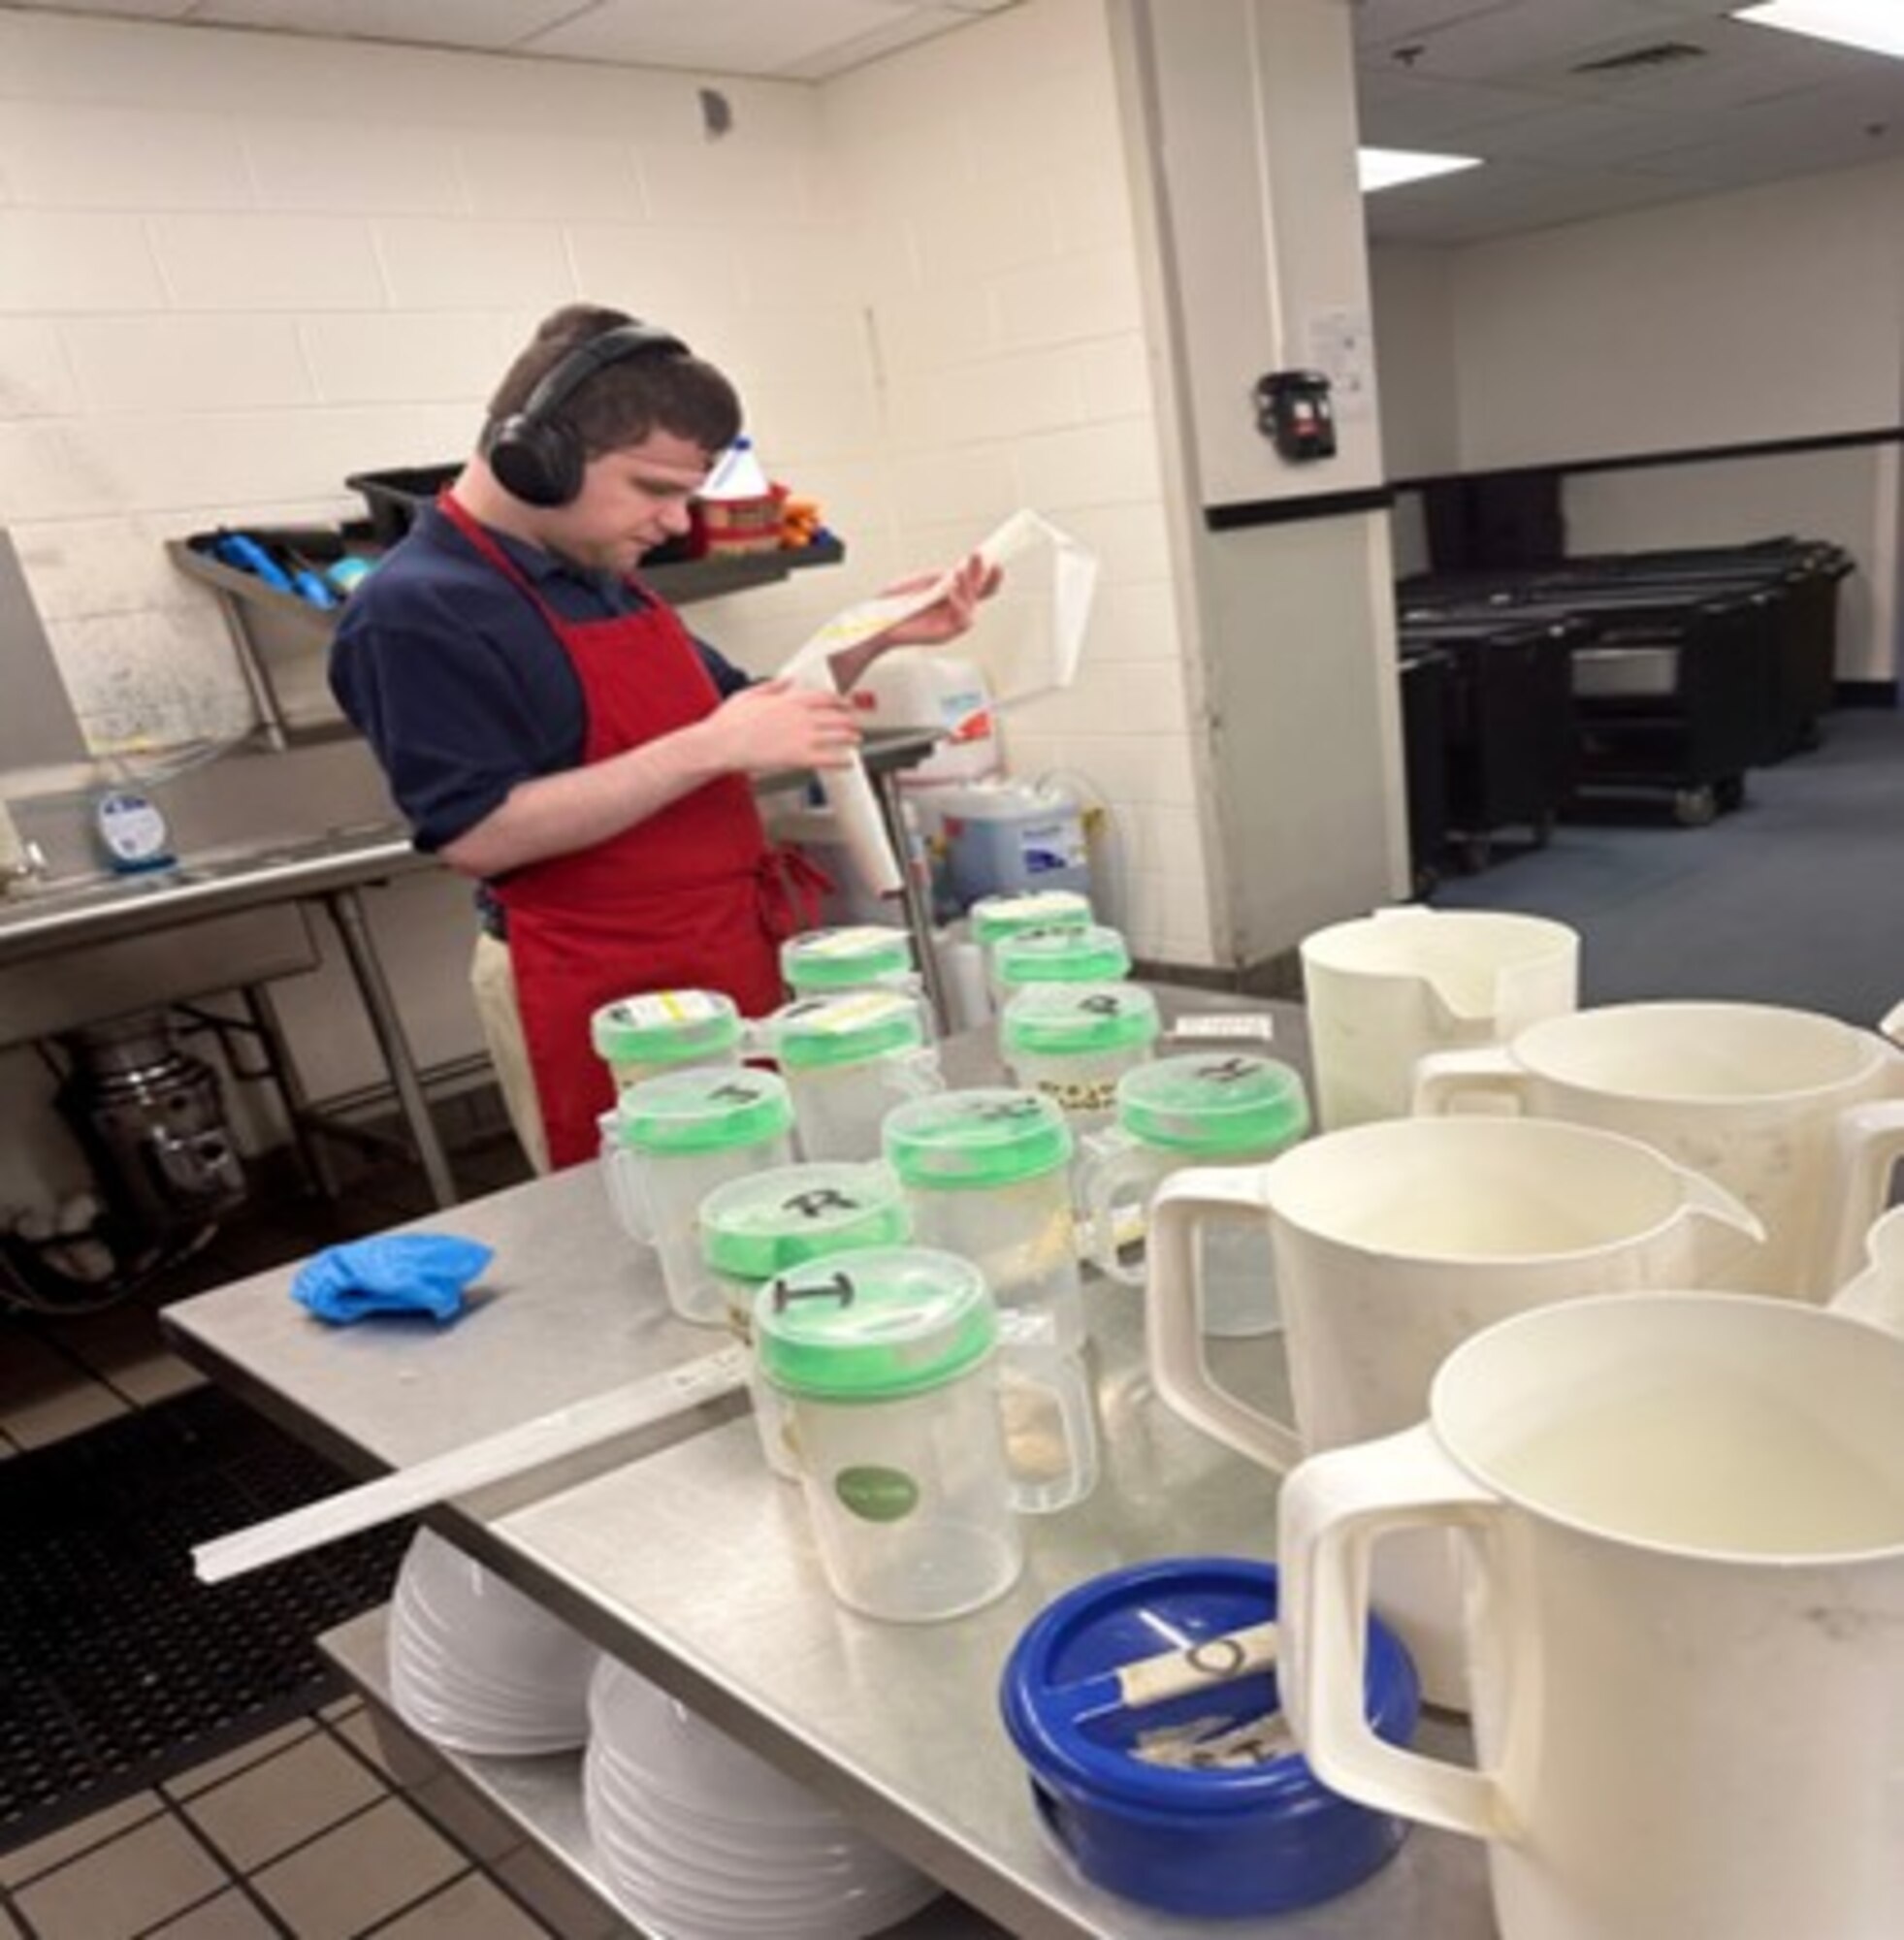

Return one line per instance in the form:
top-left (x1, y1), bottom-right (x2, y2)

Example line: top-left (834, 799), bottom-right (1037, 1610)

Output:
top-left (999, 1555), bottom-right (1418, 1918)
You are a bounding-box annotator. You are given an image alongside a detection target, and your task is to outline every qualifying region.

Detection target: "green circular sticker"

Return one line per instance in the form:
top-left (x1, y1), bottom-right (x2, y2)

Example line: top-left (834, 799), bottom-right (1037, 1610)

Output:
top-left (834, 1465), bottom-right (920, 1523)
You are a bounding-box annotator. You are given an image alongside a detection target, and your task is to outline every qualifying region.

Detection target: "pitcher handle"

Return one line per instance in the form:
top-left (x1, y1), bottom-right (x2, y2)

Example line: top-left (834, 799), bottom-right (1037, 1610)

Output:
top-left (1881, 1000), bottom-right (1904, 1049)
top-left (598, 1130), bottom-right (656, 1246)
top-left (1078, 1130), bottom-right (1151, 1286)
top-left (1279, 1425), bottom-right (1515, 1842)
top-left (996, 1310), bottom-right (1099, 1514)
top-left (1670, 1165), bottom-right (1766, 1246)
top-left (1410, 1045), bottom-right (1527, 1116)
top-left (1146, 1167), bottom-right (1302, 1471)
top-left (1821, 1100), bottom-right (1904, 1296)
top-left (885, 1046), bottom-right (946, 1101)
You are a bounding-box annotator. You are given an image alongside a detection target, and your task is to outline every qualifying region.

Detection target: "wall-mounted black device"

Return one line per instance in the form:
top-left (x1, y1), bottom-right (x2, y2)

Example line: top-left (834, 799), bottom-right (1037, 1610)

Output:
top-left (1254, 369), bottom-right (1337, 462)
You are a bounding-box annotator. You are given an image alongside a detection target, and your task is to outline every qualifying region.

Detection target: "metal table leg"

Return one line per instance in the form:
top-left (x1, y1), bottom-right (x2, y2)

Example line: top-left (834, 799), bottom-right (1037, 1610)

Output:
top-left (239, 982), bottom-right (339, 1200)
top-left (871, 767), bottom-right (950, 1034)
top-left (317, 885), bottom-right (460, 1209)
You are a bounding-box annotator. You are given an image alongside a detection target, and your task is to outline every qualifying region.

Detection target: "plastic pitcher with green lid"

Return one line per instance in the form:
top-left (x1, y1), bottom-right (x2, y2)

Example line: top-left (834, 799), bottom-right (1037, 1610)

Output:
top-left (780, 925), bottom-right (919, 1000)
top-left (590, 988), bottom-right (743, 1092)
top-left (882, 1088), bottom-right (1083, 1350)
top-left (1000, 982), bottom-right (1161, 1134)
top-left (970, 890), bottom-right (1093, 1002)
top-left (700, 1162), bottom-right (911, 1480)
top-left (597, 1067), bottom-right (795, 1325)
top-left (762, 990), bottom-right (942, 1161)
top-left (1080, 1053), bottom-right (1311, 1337)
top-left (756, 1246), bottom-right (1094, 1620)
top-left (994, 922), bottom-right (1131, 991)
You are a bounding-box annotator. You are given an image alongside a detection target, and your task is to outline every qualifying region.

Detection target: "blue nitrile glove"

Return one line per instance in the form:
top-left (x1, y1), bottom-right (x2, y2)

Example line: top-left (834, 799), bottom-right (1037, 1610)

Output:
top-left (291, 1234), bottom-right (494, 1325)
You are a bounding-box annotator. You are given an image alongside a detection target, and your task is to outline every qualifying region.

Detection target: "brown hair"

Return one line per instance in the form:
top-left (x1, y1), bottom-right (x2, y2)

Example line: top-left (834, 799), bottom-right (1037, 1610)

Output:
top-left (485, 303), bottom-right (742, 459)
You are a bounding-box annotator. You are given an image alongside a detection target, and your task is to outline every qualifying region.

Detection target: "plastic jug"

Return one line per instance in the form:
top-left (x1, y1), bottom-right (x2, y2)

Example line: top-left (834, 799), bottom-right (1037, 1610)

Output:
top-left (779, 924), bottom-right (920, 1003)
top-left (589, 988), bottom-right (743, 1093)
top-left (1078, 1053), bottom-right (1309, 1337)
top-left (969, 890), bottom-right (1093, 1004)
top-left (1145, 1116), bottom-right (1762, 1707)
top-left (762, 991), bottom-right (941, 1162)
top-left (598, 1069), bottom-right (796, 1325)
top-left (1000, 983), bottom-right (1160, 1138)
top-left (1299, 909), bottom-right (1578, 1130)
top-left (1414, 998), bottom-right (1904, 1300)
top-left (1279, 1292), bottom-right (1904, 1940)
top-left (883, 1089), bottom-right (1083, 1351)
top-left (993, 922), bottom-right (1131, 993)
top-left (756, 1248), bottom-right (1095, 1622)
top-left (698, 1162), bottom-right (911, 1480)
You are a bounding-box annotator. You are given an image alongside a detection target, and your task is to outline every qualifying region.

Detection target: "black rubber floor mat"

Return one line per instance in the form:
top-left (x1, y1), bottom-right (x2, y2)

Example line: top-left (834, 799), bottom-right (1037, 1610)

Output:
top-left (0, 1383), bottom-right (410, 1847)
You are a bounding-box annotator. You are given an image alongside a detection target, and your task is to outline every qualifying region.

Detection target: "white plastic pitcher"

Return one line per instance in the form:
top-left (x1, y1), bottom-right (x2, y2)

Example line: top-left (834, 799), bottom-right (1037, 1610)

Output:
top-left (1145, 1115), bottom-right (1762, 1706)
top-left (1414, 999), bottom-right (1904, 1300)
top-left (1300, 909), bottom-right (1578, 1130)
top-left (1278, 1292), bottom-right (1904, 1940)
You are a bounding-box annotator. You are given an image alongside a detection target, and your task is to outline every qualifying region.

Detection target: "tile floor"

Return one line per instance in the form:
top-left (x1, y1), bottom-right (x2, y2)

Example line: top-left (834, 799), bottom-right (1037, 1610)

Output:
top-left (0, 1127), bottom-right (600, 1939)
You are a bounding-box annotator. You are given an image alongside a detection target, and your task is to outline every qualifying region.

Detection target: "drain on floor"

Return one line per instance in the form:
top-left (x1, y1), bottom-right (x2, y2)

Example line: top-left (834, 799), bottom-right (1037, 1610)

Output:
top-left (0, 1382), bottom-right (409, 1847)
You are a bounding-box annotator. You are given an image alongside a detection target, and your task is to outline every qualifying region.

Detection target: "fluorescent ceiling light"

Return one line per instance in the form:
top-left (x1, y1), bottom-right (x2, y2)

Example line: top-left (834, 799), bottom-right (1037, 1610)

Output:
top-left (1358, 146), bottom-right (1483, 193)
top-left (1731, 3), bottom-right (1904, 59)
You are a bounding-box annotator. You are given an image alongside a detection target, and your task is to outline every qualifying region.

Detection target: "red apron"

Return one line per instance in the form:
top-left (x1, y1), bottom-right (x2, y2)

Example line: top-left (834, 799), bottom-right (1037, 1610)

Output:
top-left (440, 496), bottom-right (822, 1168)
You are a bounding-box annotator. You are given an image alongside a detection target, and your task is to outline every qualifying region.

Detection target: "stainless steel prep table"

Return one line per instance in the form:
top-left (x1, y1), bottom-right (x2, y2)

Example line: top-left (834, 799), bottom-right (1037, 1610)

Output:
top-left (163, 994), bottom-right (1495, 1940)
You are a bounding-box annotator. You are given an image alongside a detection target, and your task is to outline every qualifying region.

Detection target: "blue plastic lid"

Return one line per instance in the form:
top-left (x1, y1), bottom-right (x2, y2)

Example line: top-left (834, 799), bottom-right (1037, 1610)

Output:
top-left (998, 1556), bottom-right (1418, 1919)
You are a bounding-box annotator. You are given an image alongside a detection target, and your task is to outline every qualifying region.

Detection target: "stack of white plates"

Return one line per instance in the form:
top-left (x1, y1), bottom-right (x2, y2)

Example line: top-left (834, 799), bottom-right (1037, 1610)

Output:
top-left (388, 1529), bottom-right (597, 1756)
top-left (584, 1658), bottom-right (940, 1939)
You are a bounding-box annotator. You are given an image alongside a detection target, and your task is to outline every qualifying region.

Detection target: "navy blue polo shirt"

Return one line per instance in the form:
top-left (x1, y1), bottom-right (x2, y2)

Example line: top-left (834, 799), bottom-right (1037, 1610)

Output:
top-left (329, 501), bottom-right (752, 855)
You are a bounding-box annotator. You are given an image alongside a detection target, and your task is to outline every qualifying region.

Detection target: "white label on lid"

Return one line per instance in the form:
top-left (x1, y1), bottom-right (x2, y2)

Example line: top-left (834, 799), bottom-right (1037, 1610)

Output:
top-left (618, 989), bottom-right (724, 1027)
top-left (992, 892), bottom-right (1084, 922)
top-left (801, 991), bottom-right (914, 1034)
top-left (800, 926), bottom-right (900, 958)
top-left (1168, 1014), bottom-right (1275, 1044)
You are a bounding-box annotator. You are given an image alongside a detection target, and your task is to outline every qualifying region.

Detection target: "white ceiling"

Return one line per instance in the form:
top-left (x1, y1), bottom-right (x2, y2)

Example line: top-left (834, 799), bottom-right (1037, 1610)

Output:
top-left (6, 0), bottom-right (1904, 242)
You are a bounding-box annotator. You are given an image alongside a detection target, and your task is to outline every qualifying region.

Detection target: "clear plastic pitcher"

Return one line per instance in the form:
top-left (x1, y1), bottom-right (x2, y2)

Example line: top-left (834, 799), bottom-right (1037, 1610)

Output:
top-left (698, 1161), bottom-right (911, 1479)
top-left (598, 1069), bottom-right (796, 1326)
top-left (779, 924), bottom-right (921, 1005)
top-left (883, 1089), bottom-right (1083, 1351)
top-left (994, 922), bottom-right (1131, 993)
top-left (970, 890), bottom-right (1093, 1004)
top-left (1079, 1053), bottom-right (1310, 1337)
top-left (763, 991), bottom-right (942, 1162)
top-left (756, 1247), bottom-right (1095, 1622)
top-left (589, 988), bottom-right (744, 1093)
top-left (1000, 982), bottom-right (1161, 1137)
top-left (1299, 908), bottom-right (1579, 1130)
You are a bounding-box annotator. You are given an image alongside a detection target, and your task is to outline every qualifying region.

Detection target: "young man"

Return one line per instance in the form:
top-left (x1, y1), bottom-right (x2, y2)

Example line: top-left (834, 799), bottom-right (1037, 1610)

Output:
top-left (332, 303), bottom-right (992, 1171)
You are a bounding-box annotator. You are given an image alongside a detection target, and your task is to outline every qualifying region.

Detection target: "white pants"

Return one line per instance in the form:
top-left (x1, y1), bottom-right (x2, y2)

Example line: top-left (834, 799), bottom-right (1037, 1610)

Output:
top-left (468, 930), bottom-right (552, 1176)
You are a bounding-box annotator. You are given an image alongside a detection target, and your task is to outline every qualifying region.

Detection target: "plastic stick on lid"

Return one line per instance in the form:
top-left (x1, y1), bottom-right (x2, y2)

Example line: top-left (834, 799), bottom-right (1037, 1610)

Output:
top-left (700, 1162), bottom-right (911, 1281)
top-left (1001, 983), bottom-right (1161, 1058)
top-left (765, 991), bottom-right (926, 1069)
top-left (1115, 1054), bottom-right (1310, 1156)
top-left (970, 890), bottom-right (1093, 947)
top-left (755, 1246), bottom-right (996, 1401)
top-left (781, 925), bottom-right (915, 992)
top-left (591, 988), bottom-right (742, 1066)
top-left (609, 1067), bottom-right (794, 1155)
top-left (882, 1087), bottom-right (1074, 1189)
top-left (996, 923), bottom-right (1132, 988)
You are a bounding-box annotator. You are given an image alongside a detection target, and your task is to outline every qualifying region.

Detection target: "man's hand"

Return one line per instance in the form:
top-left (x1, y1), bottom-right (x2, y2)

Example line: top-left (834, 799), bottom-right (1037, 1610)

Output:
top-left (694, 678), bottom-right (862, 775)
top-left (826, 553), bottom-right (1004, 689)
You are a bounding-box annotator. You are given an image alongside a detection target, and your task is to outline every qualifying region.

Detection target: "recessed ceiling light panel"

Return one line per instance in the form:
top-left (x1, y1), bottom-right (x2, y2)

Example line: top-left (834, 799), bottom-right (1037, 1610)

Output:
top-left (1358, 146), bottom-right (1483, 193)
top-left (1732, 3), bottom-right (1904, 61)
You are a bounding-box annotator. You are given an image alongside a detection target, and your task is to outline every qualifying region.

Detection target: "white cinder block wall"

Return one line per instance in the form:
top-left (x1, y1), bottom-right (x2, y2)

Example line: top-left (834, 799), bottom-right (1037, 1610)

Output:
top-left (0, 1), bottom-right (1218, 1205)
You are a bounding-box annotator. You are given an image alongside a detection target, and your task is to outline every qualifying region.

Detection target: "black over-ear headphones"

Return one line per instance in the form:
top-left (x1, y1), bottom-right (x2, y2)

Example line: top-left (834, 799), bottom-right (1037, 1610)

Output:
top-left (485, 321), bottom-right (690, 508)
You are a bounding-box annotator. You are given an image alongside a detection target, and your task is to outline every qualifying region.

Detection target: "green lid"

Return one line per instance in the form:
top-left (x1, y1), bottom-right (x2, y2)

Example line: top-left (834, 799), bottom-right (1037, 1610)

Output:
top-left (882, 1087), bottom-right (1073, 1189)
top-left (781, 925), bottom-right (915, 992)
top-left (591, 988), bottom-right (742, 1066)
top-left (700, 1162), bottom-right (910, 1281)
top-left (755, 1246), bottom-right (995, 1401)
top-left (995, 923), bottom-right (1131, 988)
top-left (970, 890), bottom-right (1093, 947)
top-left (765, 990), bottom-right (925, 1069)
top-left (1000, 983), bottom-right (1161, 1058)
top-left (610, 1067), bottom-right (794, 1156)
top-left (1115, 1052), bottom-right (1310, 1156)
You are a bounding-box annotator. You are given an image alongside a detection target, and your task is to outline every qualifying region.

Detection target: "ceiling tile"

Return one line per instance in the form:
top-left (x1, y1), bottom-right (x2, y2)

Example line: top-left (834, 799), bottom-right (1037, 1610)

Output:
top-left (189, 0), bottom-right (584, 48)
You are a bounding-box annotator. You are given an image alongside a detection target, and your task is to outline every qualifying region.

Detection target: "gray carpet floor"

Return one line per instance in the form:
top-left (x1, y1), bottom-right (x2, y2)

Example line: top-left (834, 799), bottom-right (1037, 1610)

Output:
top-left (1428, 706), bottom-right (1904, 1028)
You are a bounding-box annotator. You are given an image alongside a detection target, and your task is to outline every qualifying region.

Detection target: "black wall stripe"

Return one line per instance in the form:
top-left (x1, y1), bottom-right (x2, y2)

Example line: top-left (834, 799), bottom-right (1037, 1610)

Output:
top-left (1204, 485), bottom-right (1395, 532)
